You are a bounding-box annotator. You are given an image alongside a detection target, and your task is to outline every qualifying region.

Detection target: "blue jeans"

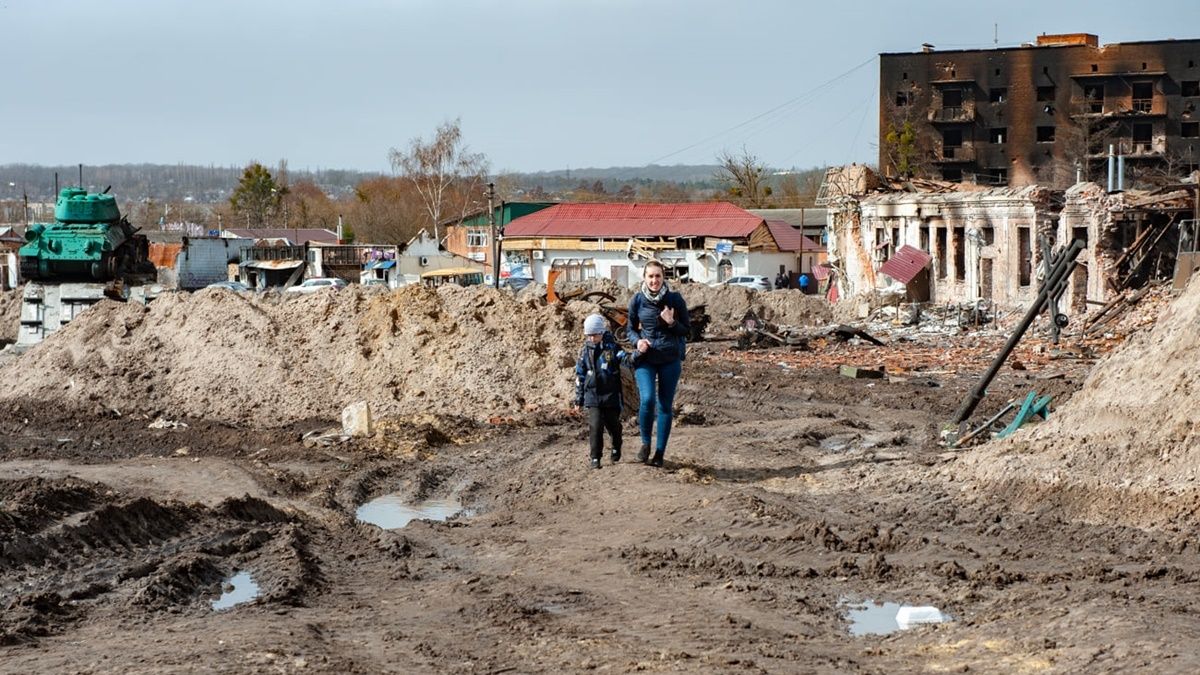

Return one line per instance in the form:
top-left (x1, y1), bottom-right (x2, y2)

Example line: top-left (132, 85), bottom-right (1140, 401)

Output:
top-left (634, 360), bottom-right (683, 454)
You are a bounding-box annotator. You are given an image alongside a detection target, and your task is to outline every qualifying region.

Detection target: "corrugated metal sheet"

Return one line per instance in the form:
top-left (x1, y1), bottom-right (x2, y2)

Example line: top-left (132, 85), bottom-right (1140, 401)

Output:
top-left (812, 264), bottom-right (832, 281)
top-left (764, 220), bottom-right (822, 252)
top-left (224, 228), bottom-right (338, 244)
top-left (148, 243), bottom-right (183, 269)
top-left (503, 202), bottom-right (764, 238)
top-left (879, 245), bottom-right (933, 284)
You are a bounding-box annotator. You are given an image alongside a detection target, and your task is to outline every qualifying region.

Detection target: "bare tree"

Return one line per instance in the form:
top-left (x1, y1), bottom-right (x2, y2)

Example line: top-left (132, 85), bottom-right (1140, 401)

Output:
top-left (388, 118), bottom-right (490, 243)
top-left (716, 147), bottom-right (773, 208)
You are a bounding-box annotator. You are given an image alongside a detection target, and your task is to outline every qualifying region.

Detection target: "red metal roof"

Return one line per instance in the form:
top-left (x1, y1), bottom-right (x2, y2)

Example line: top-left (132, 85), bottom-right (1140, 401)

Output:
top-left (764, 220), bottom-right (822, 252)
top-left (879, 245), bottom-right (933, 285)
top-left (503, 202), bottom-right (765, 238)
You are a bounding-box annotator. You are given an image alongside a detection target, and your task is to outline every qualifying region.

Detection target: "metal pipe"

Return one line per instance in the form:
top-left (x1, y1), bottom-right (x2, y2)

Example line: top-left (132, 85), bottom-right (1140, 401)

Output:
top-left (1107, 145), bottom-right (1115, 192)
top-left (953, 239), bottom-right (1085, 424)
top-left (1117, 155), bottom-right (1125, 191)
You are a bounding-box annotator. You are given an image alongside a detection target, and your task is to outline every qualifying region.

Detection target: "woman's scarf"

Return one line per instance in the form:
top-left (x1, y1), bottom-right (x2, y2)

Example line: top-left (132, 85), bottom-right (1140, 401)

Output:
top-left (640, 279), bottom-right (669, 304)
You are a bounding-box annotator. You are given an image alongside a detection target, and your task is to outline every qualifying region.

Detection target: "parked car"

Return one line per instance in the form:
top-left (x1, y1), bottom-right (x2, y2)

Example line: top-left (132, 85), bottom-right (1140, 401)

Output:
top-left (206, 280), bottom-right (251, 292)
top-left (285, 278), bottom-right (349, 294)
top-left (717, 275), bottom-right (772, 292)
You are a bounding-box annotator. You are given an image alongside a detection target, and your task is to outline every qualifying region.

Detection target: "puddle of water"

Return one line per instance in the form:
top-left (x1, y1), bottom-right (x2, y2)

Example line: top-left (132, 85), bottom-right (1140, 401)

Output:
top-left (355, 495), bottom-right (462, 530)
top-left (841, 598), bottom-right (950, 636)
top-left (211, 571), bottom-right (260, 611)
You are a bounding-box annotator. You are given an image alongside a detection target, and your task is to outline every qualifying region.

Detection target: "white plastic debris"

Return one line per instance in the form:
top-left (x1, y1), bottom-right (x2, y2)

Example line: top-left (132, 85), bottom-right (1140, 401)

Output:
top-left (895, 605), bottom-right (948, 629)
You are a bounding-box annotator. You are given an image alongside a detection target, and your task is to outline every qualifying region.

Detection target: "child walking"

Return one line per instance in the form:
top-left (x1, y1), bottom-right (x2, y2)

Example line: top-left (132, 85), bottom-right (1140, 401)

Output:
top-left (573, 314), bottom-right (630, 469)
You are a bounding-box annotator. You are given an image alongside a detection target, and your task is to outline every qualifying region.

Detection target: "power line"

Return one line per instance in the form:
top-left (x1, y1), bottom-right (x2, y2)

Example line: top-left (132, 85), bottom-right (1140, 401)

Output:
top-left (647, 55), bottom-right (878, 165)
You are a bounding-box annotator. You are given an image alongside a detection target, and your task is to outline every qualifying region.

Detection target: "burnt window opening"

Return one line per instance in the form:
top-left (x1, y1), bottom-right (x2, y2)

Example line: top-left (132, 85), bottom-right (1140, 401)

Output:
top-left (936, 227), bottom-right (948, 280)
top-left (902, 72), bottom-right (908, 80)
top-left (954, 227), bottom-right (966, 281)
top-left (1018, 227), bottom-right (1032, 287)
top-left (1132, 122), bottom-right (1153, 143)
top-left (950, 69), bottom-right (956, 77)
top-left (1182, 81), bottom-right (1200, 97)
top-left (1182, 122), bottom-right (1199, 138)
top-left (896, 91), bottom-right (911, 106)
top-left (1037, 126), bottom-right (1056, 143)
top-left (982, 226), bottom-right (995, 246)
top-left (892, 227), bottom-right (901, 251)
top-left (941, 129), bottom-right (964, 159)
top-left (941, 167), bottom-right (963, 181)
top-left (1091, 64), bottom-right (1098, 72)
top-left (1132, 81), bottom-right (1154, 112)
top-left (989, 87), bottom-right (1007, 103)
top-left (1142, 62), bottom-right (1148, 70)
top-left (1042, 66), bottom-right (1050, 75)
top-left (1073, 226), bottom-right (1088, 247)
top-left (989, 127), bottom-right (1007, 144)
top-left (994, 68), bottom-right (1001, 76)
top-left (1037, 85), bottom-right (1056, 102)
top-left (983, 168), bottom-right (1007, 185)
top-left (941, 88), bottom-right (963, 108)
top-left (1083, 84), bottom-right (1105, 113)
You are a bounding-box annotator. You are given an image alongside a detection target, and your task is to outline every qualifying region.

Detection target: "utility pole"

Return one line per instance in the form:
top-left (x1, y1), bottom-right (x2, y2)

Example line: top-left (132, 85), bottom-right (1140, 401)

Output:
top-left (487, 182), bottom-right (498, 288)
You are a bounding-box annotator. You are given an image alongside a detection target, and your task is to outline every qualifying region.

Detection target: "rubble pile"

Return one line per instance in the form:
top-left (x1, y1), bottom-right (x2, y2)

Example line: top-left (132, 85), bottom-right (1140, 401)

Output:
top-left (677, 285), bottom-right (830, 330)
top-left (959, 277), bottom-right (1200, 522)
top-left (0, 285), bottom-right (583, 427)
top-left (0, 286), bottom-right (20, 344)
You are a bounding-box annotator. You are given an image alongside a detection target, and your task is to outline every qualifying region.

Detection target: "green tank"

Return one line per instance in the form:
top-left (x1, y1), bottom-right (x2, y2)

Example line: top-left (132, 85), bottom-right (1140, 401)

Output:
top-left (19, 187), bottom-right (153, 281)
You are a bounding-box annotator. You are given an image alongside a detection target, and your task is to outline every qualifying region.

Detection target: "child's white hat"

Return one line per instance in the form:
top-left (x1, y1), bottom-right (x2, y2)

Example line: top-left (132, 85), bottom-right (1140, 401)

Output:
top-left (583, 314), bottom-right (607, 335)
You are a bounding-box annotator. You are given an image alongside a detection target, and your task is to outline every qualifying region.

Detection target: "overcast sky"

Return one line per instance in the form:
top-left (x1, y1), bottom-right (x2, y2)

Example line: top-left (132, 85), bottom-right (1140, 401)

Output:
top-left (2, 0), bottom-right (1197, 174)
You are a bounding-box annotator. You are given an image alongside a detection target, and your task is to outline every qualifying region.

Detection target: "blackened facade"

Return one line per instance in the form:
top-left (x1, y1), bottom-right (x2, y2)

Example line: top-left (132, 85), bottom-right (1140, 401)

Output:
top-left (880, 34), bottom-right (1200, 188)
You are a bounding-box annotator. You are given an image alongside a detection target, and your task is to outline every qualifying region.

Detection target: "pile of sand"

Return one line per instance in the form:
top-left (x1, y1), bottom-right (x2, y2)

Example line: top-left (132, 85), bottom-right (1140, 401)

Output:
top-left (0, 285), bottom-right (585, 428)
top-left (0, 287), bottom-right (20, 344)
top-left (516, 278), bottom-right (831, 332)
top-left (955, 277), bottom-right (1200, 525)
top-left (677, 285), bottom-right (831, 330)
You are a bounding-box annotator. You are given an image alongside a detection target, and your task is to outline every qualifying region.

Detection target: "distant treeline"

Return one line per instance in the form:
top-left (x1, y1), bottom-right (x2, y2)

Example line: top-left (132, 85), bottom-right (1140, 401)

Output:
top-left (1, 162), bottom-right (825, 206)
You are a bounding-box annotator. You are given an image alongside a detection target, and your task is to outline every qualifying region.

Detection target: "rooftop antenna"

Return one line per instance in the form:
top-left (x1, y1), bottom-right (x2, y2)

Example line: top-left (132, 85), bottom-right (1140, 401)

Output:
top-left (78, 163), bottom-right (83, 189)
top-left (994, 23), bottom-right (998, 46)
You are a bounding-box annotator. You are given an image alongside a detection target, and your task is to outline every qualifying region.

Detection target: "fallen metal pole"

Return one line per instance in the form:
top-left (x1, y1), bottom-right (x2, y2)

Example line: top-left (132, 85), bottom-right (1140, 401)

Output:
top-left (953, 239), bottom-right (1084, 425)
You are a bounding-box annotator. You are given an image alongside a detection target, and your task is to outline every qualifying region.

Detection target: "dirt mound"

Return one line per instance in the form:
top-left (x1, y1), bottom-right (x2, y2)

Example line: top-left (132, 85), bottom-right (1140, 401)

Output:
top-left (0, 287), bottom-right (20, 345)
top-left (0, 285), bottom-right (583, 427)
top-left (678, 285), bottom-right (831, 330)
top-left (956, 277), bottom-right (1200, 526)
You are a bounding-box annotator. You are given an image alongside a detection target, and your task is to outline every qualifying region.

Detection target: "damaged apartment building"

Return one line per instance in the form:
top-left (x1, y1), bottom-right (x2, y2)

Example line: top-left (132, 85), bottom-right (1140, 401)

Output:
top-left (880, 33), bottom-right (1200, 187)
top-left (823, 165), bottom-right (1198, 311)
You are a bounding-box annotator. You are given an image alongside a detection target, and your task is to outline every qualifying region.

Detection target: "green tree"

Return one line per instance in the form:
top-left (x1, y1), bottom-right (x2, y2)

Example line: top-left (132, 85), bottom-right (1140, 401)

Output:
top-left (229, 162), bottom-right (285, 227)
top-left (884, 120), bottom-right (919, 178)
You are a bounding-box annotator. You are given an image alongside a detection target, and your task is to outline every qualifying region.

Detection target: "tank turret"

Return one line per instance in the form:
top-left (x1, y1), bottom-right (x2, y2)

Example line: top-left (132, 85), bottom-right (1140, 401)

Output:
top-left (18, 187), bottom-right (153, 281)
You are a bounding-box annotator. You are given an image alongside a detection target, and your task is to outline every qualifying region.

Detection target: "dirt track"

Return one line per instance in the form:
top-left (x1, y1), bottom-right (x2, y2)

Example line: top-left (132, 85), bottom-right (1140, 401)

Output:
top-left (2, 285), bottom-right (1199, 673)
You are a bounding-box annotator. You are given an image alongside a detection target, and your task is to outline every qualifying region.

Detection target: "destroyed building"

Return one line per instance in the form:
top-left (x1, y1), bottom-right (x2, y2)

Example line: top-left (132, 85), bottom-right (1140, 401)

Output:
top-left (880, 33), bottom-right (1200, 187)
top-left (824, 165), bottom-right (1198, 309)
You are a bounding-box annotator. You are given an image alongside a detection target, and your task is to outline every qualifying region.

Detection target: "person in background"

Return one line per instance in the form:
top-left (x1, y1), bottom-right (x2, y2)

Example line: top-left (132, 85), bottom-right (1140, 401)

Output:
top-left (573, 313), bottom-right (630, 469)
top-left (774, 271), bottom-right (788, 289)
top-left (627, 260), bottom-right (690, 468)
top-left (798, 272), bottom-right (811, 294)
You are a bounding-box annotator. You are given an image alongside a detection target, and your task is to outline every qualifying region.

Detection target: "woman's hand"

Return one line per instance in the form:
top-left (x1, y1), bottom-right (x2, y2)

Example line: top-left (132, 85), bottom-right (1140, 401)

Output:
top-left (637, 339), bottom-right (650, 353)
top-left (659, 305), bottom-right (675, 326)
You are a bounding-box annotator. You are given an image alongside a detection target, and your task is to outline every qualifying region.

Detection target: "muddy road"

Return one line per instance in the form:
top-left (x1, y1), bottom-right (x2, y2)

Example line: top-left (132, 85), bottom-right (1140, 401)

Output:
top-left (2, 337), bottom-right (1199, 673)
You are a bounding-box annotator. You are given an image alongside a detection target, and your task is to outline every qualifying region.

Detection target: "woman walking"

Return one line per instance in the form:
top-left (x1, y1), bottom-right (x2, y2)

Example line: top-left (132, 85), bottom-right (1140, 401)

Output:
top-left (626, 260), bottom-right (690, 467)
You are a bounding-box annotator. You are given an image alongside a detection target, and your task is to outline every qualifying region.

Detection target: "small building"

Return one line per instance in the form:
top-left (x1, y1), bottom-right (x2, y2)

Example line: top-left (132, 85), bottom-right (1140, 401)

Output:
top-left (500, 202), bottom-right (795, 287)
top-left (145, 232), bottom-right (253, 289)
top-left (0, 226), bottom-right (22, 290)
top-left (443, 202), bottom-right (555, 280)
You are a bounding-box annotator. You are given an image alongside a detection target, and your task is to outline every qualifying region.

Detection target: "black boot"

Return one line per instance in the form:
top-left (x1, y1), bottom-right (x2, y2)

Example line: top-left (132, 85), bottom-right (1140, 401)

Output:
top-left (590, 457), bottom-right (601, 470)
top-left (637, 444), bottom-right (650, 464)
top-left (649, 450), bottom-right (664, 468)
